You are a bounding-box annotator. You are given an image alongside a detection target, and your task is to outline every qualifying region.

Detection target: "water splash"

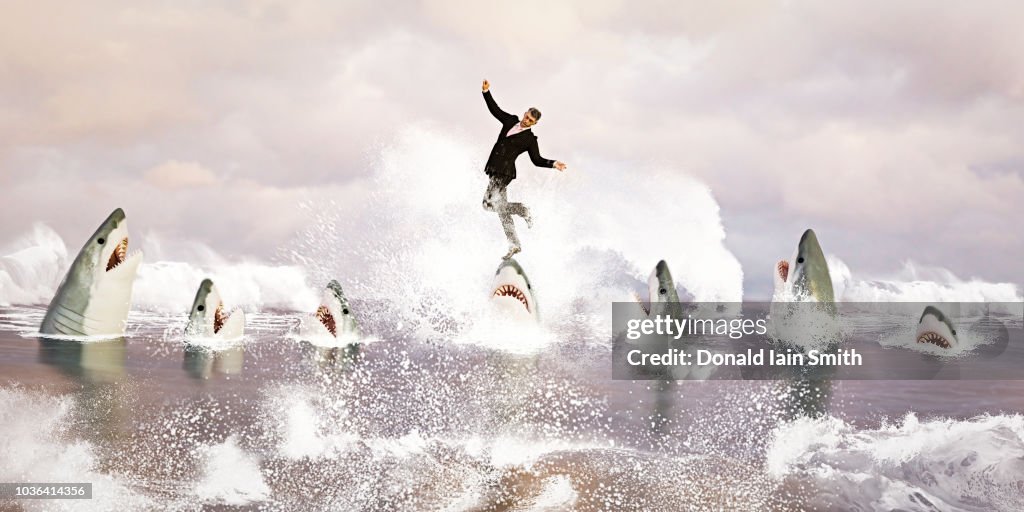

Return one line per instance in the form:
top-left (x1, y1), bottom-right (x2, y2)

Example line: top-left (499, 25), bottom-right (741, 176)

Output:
top-left (282, 126), bottom-right (745, 349)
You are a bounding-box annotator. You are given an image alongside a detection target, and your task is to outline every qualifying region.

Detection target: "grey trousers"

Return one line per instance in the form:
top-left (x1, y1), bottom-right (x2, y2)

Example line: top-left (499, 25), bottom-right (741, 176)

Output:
top-left (482, 175), bottom-right (529, 248)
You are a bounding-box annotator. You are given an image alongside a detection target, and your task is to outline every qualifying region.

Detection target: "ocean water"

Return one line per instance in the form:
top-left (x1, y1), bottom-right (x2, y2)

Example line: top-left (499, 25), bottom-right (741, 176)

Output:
top-left (1, 305), bottom-right (1024, 511)
top-left (2, 129), bottom-right (1022, 510)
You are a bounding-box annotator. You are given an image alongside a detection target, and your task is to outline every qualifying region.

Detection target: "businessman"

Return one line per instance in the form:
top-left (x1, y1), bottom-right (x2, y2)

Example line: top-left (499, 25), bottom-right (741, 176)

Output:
top-left (480, 79), bottom-right (567, 260)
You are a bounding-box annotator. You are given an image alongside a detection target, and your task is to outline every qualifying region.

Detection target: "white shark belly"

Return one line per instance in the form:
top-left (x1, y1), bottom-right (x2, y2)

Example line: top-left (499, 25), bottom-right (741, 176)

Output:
top-left (490, 296), bottom-right (537, 322)
top-left (80, 268), bottom-right (139, 336)
top-left (298, 316), bottom-right (331, 338)
top-left (297, 314), bottom-right (360, 343)
top-left (218, 310), bottom-right (246, 340)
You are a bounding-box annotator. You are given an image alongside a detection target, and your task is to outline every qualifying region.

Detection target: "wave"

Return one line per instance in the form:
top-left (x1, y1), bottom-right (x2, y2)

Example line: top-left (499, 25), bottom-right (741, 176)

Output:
top-left (828, 256), bottom-right (1021, 302)
top-left (0, 226), bottom-right (319, 313)
top-left (3, 128), bottom-right (1017, 331)
top-left (768, 413), bottom-right (1024, 511)
top-left (1, 123), bottom-right (741, 331)
top-left (134, 260), bottom-right (317, 314)
top-left (0, 224), bottom-right (68, 307)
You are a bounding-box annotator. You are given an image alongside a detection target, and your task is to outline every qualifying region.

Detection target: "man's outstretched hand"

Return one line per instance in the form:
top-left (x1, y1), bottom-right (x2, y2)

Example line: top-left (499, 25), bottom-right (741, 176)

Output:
top-left (554, 161), bottom-right (567, 171)
top-left (482, 79), bottom-right (490, 92)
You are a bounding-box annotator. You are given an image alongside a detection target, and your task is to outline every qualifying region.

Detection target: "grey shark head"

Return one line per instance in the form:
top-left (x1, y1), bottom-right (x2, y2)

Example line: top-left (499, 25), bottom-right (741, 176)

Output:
top-left (40, 208), bottom-right (143, 336)
top-left (775, 229), bottom-right (834, 303)
top-left (185, 279), bottom-right (245, 339)
top-left (916, 305), bottom-right (958, 349)
top-left (314, 280), bottom-right (359, 338)
top-left (636, 260), bottom-right (681, 316)
top-left (186, 279), bottom-right (225, 336)
top-left (490, 258), bottom-right (538, 320)
top-left (649, 260), bottom-right (681, 304)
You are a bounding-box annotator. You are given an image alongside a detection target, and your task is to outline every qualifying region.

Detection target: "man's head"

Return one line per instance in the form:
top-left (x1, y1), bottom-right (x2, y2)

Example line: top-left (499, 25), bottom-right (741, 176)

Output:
top-left (521, 107), bottom-right (542, 127)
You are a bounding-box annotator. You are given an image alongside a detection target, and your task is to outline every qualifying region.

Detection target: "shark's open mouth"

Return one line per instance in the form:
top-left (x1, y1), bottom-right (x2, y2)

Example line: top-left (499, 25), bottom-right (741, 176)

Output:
top-left (316, 305), bottom-right (337, 337)
top-left (493, 284), bottom-right (529, 312)
top-left (917, 331), bottom-right (952, 349)
top-left (777, 260), bottom-right (790, 283)
top-left (213, 302), bottom-right (228, 334)
top-left (106, 237), bottom-right (128, 271)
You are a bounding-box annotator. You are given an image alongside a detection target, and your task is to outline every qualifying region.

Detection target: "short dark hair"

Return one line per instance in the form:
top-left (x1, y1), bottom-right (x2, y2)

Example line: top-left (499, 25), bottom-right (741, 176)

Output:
top-left (528, 107), bottom-right (542, 121)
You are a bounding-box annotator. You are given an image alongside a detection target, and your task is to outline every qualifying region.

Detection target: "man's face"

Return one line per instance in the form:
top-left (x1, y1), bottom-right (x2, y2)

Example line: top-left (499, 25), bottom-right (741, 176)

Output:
top-left (521, 111), bottom-right (538, 128)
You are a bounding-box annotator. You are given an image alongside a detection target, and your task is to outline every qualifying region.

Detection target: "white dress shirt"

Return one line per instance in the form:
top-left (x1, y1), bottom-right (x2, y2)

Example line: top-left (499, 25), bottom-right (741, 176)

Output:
top-left (506, 123), bottom-right (530, 137)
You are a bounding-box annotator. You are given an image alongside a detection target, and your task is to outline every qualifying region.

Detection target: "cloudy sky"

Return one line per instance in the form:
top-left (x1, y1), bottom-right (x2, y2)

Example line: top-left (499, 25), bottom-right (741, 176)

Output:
top-left (1, 1), bottom-right (1021, 297)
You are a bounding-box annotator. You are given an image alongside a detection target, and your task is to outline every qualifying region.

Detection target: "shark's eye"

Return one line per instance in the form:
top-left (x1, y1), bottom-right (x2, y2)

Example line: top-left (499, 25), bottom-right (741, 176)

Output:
top-left (197, 305), bottom-right (205, 312)
top-left (342, 308), bottom-right (349, 315)
top-left (952, 329), bottom-right (956, 335)
top-left (797, 257), bottom-right (804, 264)
top-left (97, 237), bottom-right (105, 245)
top-left (659, 288), bottom-right (667, 295)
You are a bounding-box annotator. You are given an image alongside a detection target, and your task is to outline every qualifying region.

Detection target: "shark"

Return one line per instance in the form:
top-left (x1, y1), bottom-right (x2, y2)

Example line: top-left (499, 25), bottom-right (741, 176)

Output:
top-left (773, 229), bottom-right (835, 303)
top-left (634, 259), bottom-right (681, 317)
top-left (301, 280), bottom-right (360, 340)
top-left (916, 305), bottom-right (958, 349)
top-left (185, 278), bottom-right (245, 340)
top-left (40, 208), bottom-right (143, 337)
top-left (768, 228), bottom-right (841, 360)
top-left (631, 260), bottom-right (720, 380)
top-left (489, 258), bottom-right (538, 321)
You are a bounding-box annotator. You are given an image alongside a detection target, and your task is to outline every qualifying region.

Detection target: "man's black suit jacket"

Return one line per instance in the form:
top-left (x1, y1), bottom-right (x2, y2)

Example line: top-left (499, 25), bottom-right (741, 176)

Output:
top-left (482, 90), bottom-right (555, 181)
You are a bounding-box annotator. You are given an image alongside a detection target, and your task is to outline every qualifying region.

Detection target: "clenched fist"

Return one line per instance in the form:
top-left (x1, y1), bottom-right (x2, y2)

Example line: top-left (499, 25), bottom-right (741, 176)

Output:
top-left (482, 79), bottom-right (490, 92)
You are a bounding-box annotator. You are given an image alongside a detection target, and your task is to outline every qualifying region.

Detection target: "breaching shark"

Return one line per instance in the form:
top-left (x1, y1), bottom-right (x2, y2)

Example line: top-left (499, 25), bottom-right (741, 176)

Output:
top-left (773, 229), bottom-right (835, 303)
top-left (40, 208), bottom-right (143, 337)
top-left (768, 228), bottom-right (841, 372)
top-left (489, 258), bottom-right (538, 321)
top-left (301, 280), bottom-right (360, 340)
top-left (916, 305), bottom-right (958, 349)
top-left (185, 278), bottom-right (245, 340)
top-left (630, 260), bottom-right (720, 380)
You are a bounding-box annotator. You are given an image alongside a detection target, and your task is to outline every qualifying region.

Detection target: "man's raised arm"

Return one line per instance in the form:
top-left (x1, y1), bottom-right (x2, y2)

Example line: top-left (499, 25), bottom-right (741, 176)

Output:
top-left (482, 79), bottom-right (514, 123)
